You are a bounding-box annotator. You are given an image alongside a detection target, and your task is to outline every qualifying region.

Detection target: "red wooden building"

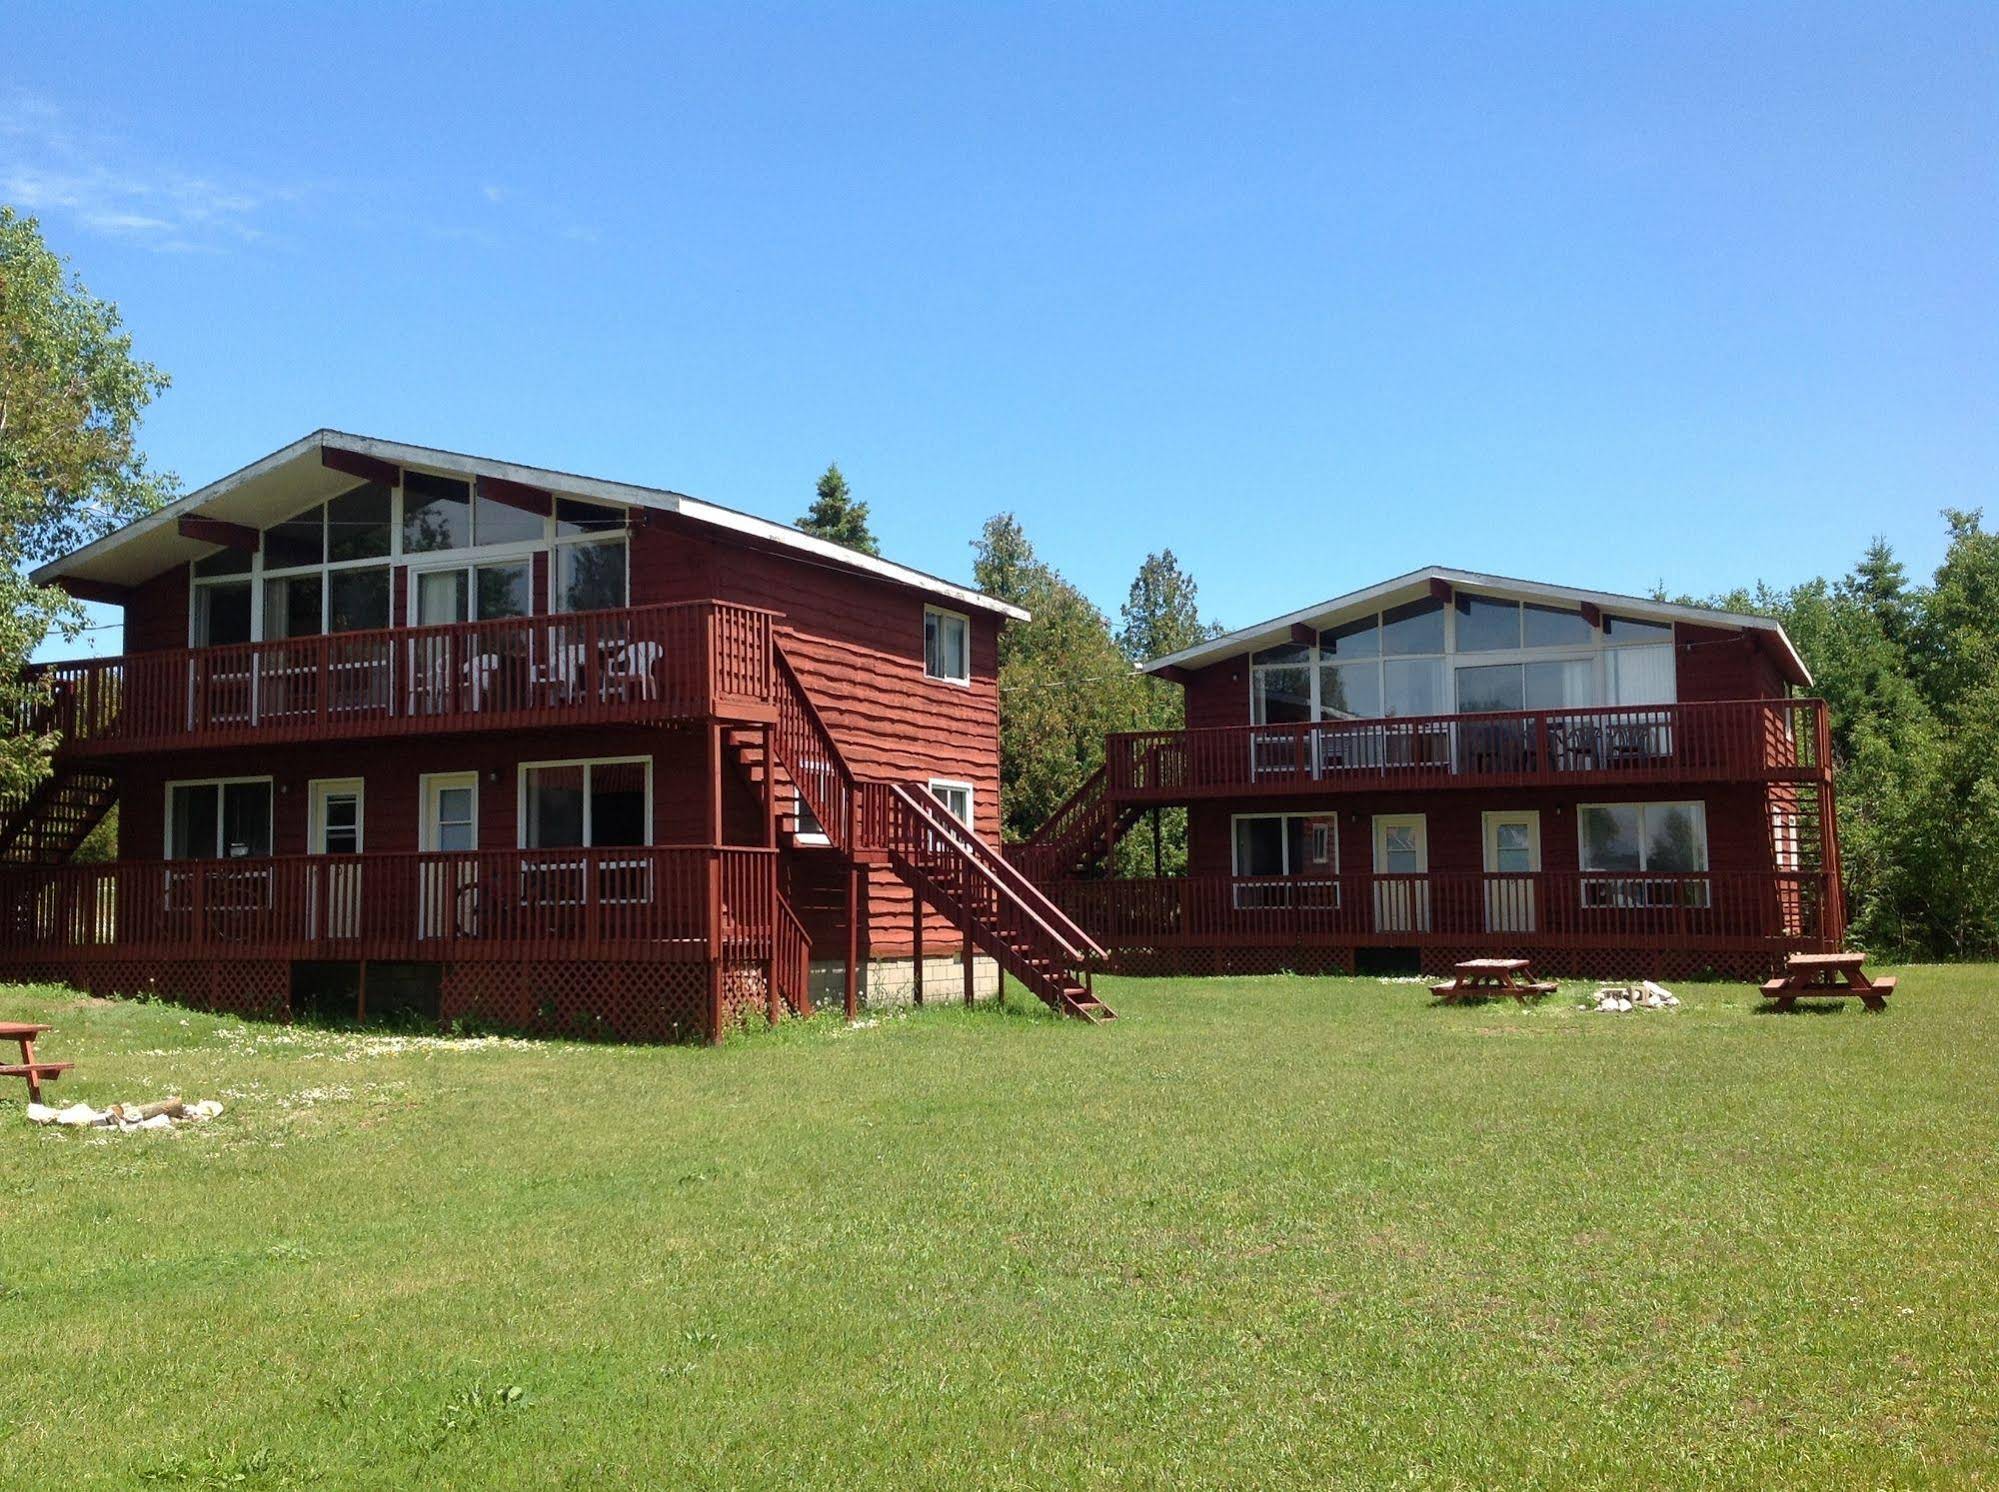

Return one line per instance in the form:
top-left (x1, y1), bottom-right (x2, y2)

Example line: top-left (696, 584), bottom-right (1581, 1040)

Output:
top-left (1013, 568), bottom-right (1844, 982)
top-left (1, 431), bottom-right (1108, 1039)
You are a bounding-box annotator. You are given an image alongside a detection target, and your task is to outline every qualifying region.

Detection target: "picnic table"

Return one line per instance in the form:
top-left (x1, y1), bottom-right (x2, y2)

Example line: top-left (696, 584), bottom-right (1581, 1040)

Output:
top-left (1431, 958), bottom-right (1557, 1005)
top-left (1760, 953), bottom-right (1897, 1012)
top-left (0, 1022), bottom-right (73, 1104)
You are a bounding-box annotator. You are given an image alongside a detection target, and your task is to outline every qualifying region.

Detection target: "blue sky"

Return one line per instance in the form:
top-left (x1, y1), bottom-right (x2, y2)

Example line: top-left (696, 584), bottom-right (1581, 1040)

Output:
top-left (7, 2), bottom-right (1993, 655)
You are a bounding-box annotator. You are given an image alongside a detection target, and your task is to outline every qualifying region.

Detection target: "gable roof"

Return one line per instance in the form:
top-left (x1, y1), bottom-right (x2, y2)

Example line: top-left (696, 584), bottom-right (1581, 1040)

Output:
top-left (32, 429), bottom-right (1030, 622)
top-left (1143, 565), bottom-right (1811, 687)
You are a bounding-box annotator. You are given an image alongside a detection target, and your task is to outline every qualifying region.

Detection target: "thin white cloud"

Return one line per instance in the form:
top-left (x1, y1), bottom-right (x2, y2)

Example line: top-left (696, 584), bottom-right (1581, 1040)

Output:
top-left (0, 96), bottom-right (300, 253)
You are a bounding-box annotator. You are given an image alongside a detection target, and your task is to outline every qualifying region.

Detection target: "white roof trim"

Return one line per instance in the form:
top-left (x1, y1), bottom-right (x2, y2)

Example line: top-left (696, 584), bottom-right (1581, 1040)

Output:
top-left (1142, 565), bottom-right (1812, 687)
top-left (33, 429), bottom-right (1030, 622)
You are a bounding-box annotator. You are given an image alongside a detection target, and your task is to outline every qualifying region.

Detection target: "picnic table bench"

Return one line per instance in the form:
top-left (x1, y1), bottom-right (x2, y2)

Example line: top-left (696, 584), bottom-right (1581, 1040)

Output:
top-left (1760, 953), bottom-right (1897, 1012)
top-left (1431, 958), bottom-right (1558, 1005)
top-left (0, 1022), bottom-right (73, 1104)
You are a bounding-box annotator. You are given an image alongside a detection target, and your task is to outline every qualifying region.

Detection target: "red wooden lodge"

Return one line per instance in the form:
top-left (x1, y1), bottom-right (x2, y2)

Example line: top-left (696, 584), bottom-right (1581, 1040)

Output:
top-left (1011, 568), bottom-right (1844, 983)
top-left (0, 432), bottom-right (1110, 1040)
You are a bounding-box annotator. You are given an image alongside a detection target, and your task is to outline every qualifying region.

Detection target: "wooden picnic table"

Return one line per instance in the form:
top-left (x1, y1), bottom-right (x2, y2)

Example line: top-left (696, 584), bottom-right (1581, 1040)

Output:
top-left (1431, 957), bottom-right (1558, 1006)
top-left (1761, 953), bottom-right (1897, 1012)
top-left (0, 1022), bottom-right (73, 1104)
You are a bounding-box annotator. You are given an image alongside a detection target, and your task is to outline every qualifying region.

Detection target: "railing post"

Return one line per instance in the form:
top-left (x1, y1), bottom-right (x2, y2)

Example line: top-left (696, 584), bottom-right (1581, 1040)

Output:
top-left (765, 854), bottom-right (781, 1024)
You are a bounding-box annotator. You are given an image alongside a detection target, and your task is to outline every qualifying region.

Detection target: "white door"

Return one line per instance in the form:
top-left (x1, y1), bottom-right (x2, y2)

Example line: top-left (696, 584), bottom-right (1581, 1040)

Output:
top-left (1372, 814), bottom-right (1431, 933)
top-left (420, 772), bottom-right (479, 939)
top-left (1482, 810), bottom-right (1541, 933)
top-left (307, 778), bottom-right (364, 940)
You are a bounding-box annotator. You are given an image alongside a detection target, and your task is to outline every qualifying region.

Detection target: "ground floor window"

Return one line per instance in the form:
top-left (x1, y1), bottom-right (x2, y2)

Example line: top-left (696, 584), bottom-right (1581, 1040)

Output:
top-left (1578, 800), bottom-right (1709, 906)
top-left (520, 757), bottom-right (651, 848)
top-left (927, 779), bottom-right (974, 827)
top-left (166, 778), bottom-right (273, 860)
top-left (1231, 812), bottom-right (1338, 909)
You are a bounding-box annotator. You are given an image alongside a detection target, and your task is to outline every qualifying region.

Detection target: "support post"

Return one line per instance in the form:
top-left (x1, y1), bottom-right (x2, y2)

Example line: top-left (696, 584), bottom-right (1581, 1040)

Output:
top-left (963, 871), bottom-right (976, 1008)
top-left (1151, 807), bottom-right (1162, 879)
top-left (706, 720), bottom-right (725, 1044)
top-left (843, 863), bottom-right (860, 1022)
top-left (763, 723), bottom-right (780, 1022)
top-left (912, 890), bottom-right (925, 1006)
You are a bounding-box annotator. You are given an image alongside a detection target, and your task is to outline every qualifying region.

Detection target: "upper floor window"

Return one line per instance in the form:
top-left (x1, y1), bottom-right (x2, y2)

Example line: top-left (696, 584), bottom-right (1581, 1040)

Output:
top-left (925, 607), bottom-right (970, 683)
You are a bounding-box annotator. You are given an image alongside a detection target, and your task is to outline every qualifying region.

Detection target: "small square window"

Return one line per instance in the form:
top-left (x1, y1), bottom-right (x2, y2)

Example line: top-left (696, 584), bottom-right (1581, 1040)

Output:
top-left (924, 608), bottom-right (970, 683)
top-left (928, 780), bottom-right (973, 827)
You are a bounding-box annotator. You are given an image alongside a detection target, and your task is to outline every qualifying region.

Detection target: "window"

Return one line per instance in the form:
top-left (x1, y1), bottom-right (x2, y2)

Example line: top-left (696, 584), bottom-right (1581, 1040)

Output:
top-left (1523, 603), bottom-right (1593, 649)
top-left (1231, 813), bottom-right (1338, 908)
top-left (555, 537), bottom-right (628, 613)
top-left (1251, 642), bottom-right (1313, 725)
top-left (194, 580), bottom-right (253, 646)
top-left (927, 780), bottom-right (974, 827)
top-left (401, 471), bottom-right (473, 553)
top-left (166, 779), bottom-right (272, 860)
top-left (1454, 594), bottom-right (1522, 652)
top-left (521, 758), bottom-right (651, 848)
top-left (474, 490), bottom-right (546, 547)
top-left (327, 567), bottom-right (391, 632)
top-left (327, 482), bottom-right (393, 561)
top-left (925, 607), bottom-right (970, 683)
top-left (263, 573), bottom-right (323, 641)
top-left (415, 559), bottom-right (534, 625)
top-left (1311, 602), bottom-right (1445, 721)
top-left (1579, 801), bottom-right (1709, 907)
top-left (556, 498), bottom-right (624, 536)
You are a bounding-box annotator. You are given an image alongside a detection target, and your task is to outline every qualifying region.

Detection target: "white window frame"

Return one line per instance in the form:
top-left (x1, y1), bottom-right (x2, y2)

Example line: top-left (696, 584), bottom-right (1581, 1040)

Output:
top-left (924, 606), bottom-right (971, 685)
top-left (1229, 811), bottom-right (1339, 910)
top-left (163, 775), bottom-right (275, 860)
top-left (419, 770), bottom-right (481, 853)
top-left (405, 550), bottom-right (541, 626)
top-left (1577, 800), bottom-right (1710, 908)
top-left (516, 755), bottom-right (655, 850)
top-left (185, 467), bottom-right (634, 646)
top-left (926, 778), bottom-right (975, 828)
top-left (307, 777), bottom-right (366, 855)
top-left (1249, 592), bottom-right (1685, 724)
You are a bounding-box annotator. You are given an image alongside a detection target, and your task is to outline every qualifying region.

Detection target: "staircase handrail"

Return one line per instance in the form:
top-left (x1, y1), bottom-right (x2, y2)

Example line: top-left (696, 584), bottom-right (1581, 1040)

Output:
top-left (880, 782), bottom-right (1107, 964)
top-left (770, 643), bottom-right (861, 855)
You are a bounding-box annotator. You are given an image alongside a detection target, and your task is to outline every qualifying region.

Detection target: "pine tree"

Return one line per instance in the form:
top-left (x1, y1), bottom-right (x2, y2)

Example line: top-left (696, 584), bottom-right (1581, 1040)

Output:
top-left (796, 462), bottom-right (879, 555)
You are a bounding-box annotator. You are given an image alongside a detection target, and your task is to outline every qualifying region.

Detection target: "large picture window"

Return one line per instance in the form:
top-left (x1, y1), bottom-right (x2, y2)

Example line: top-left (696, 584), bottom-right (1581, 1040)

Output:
top-left (1578, 801), bottom-right (1709, 907)
top-left (1231, 812), bottom-right (1338, 909)
top-left (166, 778), bottom-right (273, 860)
top-left (520, 758), bottom-right (651, 848)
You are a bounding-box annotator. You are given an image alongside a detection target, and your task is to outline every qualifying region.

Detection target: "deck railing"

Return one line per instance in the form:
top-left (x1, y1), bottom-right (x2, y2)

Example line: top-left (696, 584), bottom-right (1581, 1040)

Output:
top-left (0, 846), bottom-right (785, 963)
top-left (23, 600), bottom-right (777, 755)
top-left (1105, 698), bottom-right (1830, 799)
top-left (1043, 871), bottom-right (1835, 952)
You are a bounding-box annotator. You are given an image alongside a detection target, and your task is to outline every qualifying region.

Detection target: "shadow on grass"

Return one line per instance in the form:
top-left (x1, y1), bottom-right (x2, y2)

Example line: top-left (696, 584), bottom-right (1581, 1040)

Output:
top-left (1751, 1000), bottom-right (1854, 1016)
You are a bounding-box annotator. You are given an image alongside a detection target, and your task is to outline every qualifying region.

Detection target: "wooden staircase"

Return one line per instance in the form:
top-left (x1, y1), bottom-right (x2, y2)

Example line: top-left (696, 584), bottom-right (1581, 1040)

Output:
top-left (1008, 762), bottom-right (1145, 882)
top-left (0, 771), bottom-right (117, 866)
top-left (755, 642), bottom-right (1113, 1023)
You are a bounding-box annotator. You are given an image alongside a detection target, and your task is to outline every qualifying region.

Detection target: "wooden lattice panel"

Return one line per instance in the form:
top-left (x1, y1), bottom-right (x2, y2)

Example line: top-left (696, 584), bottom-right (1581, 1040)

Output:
top-left (440, 960), bottom-right (713, 1044)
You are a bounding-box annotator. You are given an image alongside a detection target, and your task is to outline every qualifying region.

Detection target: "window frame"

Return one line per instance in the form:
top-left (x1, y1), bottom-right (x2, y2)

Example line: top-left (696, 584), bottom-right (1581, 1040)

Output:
top-left (162, 775), bottom-right (275, 860)
top-left (1228, 811), bottom-right (1340, 909)
top-left (516, 755), bottom-right (655, 850)
top-left (185, 466), bottom-right (635, 647)
top-left (923, 605), bottom-right (972, 685)
top-left (926, 778), bottom-right (975, 828)
top-left (1576, 799), bottom-right (1710, 908)
top-left (1250, 591), bottom-right (1682, 725)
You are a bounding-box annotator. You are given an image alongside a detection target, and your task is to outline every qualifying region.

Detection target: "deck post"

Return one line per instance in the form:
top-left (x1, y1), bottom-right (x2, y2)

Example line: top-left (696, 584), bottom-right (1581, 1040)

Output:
top-left (963, 870), bottom-right (976, 1008)
top-left (912, 890), bottom-right (924, 1006)
top-left (706, 720), bottom-right (725, 1044)
top-left (843, 863), bottom-right (860, 1023)
top-left (763, 723), bottom-right (780, 1021)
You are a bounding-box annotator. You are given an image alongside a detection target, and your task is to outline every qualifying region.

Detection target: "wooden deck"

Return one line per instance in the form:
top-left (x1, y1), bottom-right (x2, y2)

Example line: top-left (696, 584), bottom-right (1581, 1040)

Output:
top-left (0, 846), bottom-right (787, 965)
top-left (22, 600), bottom-right (778, 757)
top-left (1102, 698), bottom-right (1832, 803)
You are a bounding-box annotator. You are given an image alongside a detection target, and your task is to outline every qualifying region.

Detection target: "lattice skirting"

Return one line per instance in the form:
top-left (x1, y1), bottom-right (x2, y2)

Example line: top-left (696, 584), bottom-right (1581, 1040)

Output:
top-left (1105, 946), bottom-right (1353, 978)
top-left (1, 958), bottom-right (291, 1019)
top-left (439, 958), bottom-right (788, 1044)
top-left (1104, 944), bottom-right (1785, 983)
top-left (3, 956), bottom-right (795, 1045)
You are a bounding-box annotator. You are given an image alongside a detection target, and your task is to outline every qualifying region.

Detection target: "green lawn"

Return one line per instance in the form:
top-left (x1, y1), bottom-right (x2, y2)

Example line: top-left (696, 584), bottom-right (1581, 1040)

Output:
top-left (2, 969), bottom-right (1995, 1490)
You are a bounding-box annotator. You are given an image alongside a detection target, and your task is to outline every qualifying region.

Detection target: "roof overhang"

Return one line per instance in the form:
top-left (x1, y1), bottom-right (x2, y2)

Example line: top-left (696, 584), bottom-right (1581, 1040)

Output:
top-left (1141, 565), bottom-right (1813, 688)
top-left (33, 429), bottom-right (1030, 622)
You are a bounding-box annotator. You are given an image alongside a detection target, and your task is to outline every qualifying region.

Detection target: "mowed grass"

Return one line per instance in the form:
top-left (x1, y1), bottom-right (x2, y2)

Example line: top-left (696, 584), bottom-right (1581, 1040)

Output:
top-left (1, 969), bottom-right (1995, 1490)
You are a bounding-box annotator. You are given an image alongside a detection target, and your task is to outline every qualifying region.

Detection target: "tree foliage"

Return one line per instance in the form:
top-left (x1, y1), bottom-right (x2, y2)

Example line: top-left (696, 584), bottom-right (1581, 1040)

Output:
top-left (0, 208), bottom-right (175, 790)
top-left (1705, 513), bottom-right (1999, 960)
top-left (795, 462), bottom-right (879, 556)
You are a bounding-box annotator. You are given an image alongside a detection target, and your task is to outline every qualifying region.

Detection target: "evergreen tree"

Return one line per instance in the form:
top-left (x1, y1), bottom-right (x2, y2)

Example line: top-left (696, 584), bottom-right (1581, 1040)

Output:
top-left (796, 462), bottom-right (879, 555)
